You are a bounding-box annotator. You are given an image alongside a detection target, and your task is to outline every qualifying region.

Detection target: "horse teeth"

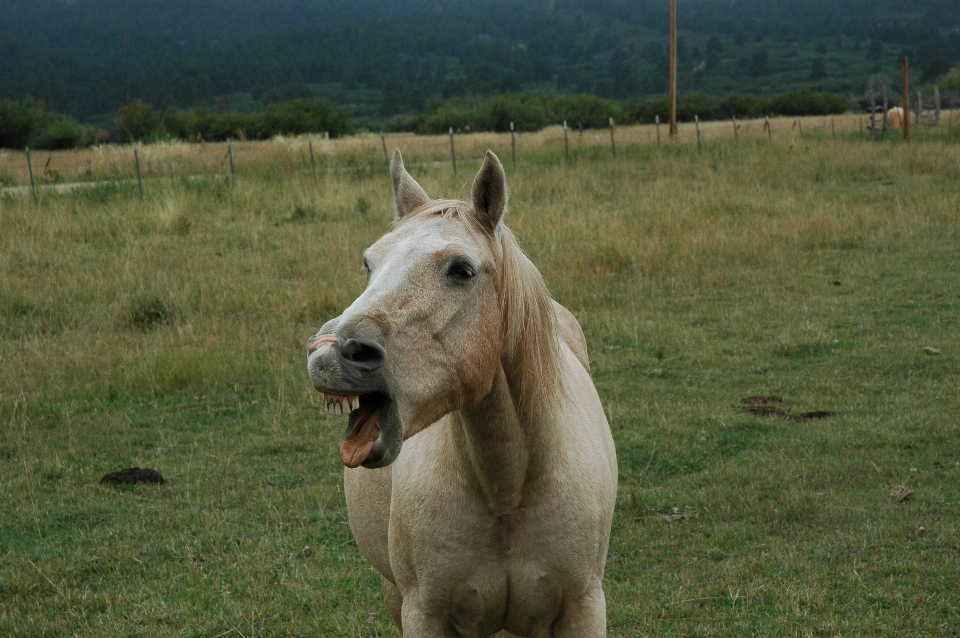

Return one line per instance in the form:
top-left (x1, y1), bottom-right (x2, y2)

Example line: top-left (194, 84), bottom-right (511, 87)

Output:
top-left (324, 393), bottom-right (359, 416)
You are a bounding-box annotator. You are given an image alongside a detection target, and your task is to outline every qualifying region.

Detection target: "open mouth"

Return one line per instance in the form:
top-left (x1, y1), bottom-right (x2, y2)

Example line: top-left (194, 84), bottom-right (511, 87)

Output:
top-left (324, 392), bottom-right (391, 468)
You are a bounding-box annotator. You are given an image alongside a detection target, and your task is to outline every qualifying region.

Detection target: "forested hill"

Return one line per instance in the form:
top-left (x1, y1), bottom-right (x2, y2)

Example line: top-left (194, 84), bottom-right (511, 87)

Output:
top-left (2, 0), bottom-right (959, 124)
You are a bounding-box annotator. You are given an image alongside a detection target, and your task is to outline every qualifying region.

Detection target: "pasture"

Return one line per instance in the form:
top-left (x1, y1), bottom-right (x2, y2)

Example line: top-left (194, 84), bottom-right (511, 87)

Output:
top-left (1, 119), bottom-right (959, 636)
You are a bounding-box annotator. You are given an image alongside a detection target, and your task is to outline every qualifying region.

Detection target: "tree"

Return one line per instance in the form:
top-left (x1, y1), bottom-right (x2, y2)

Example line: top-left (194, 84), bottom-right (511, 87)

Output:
top-left (114, 99), bottom-right (156, 142)
top-left (809, 57), bottom-right (827, 81)
top-left (749, 48), bottom-right (769, 76)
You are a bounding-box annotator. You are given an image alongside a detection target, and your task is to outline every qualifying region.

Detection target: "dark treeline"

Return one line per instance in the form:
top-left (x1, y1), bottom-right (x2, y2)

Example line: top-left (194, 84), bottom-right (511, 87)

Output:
top-left (1, 89), bottom-right (851, 150)
top-left (1, 0), bottom-right (959, 125)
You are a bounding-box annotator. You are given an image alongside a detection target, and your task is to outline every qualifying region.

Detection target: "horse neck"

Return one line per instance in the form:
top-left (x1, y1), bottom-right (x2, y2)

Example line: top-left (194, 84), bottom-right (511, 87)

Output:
top-left (450, 232), bottom-right (562, 509)
top-left (452, 363), bottom-right (558, 510)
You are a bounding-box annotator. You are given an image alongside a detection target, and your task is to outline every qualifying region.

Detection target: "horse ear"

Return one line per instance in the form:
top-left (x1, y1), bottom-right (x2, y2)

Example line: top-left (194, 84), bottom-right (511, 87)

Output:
top-left (391, 149), bottom-right (430, 219)
top-left (471, 150), bottom-right (507, 234)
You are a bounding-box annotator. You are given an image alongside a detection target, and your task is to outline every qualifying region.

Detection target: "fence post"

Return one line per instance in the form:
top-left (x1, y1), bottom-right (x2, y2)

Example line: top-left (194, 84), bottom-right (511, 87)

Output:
top-left (308, 133), bottom-right (317, 181)
top-left (869, 91), bottom-right (877, 140)
top-left (608, 117), bottom-right (616, 158)
top-left (916, 90), bottom-right (922, 126)
top-left (765, 116), bottom-right (772, 142)
top-left (227, 137), bottom-right (236, 185)
top-left (655, 115), bottom-right (661, 148)
top-left (449, 127), bottom-right (457, 178)
top-left (510, 121), bottom-right (516, 169)
top-left (25, 146), bottom-right (38, 206)
top-left (134, 142), bottom-right (144, 200)
top-left (563, 120), bottom-right (569, 162)
top-left (695, 115), bottom-right (702, 154)
top-left (881, 86), bottom-right (889, 137)
top-left (902, 57), bottom-right (910, 143)
top-left (380, 130), bottom-right (389, 166)
top-left (732, 115), bottom-right (738, 141)
top-left (831, 115), bottom-right (836, 139)
top-left (933, 86), bottom-right (941, 126)
top-left (796, 117), bottom-right (803, 138)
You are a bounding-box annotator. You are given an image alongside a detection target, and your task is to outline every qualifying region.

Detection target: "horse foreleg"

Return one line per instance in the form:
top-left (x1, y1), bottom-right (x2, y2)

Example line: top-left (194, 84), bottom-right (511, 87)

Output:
top-left (382, 577), bottom-right (403, 631)
top-left (551, 585), bottom-right (606, 637)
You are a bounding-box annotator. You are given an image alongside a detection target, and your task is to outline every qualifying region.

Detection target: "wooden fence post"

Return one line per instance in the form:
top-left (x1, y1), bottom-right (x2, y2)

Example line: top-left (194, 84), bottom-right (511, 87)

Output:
top-left (881, 86), bottom-right (889, 137)
top-left (916, 90), bottom-right (923, 127)
top-left (563, 120), bottom-right (569, 162)
top-left (134, 142), bottom-right (144, 200)
top-left (308, 133), bottom-right (317, 181)
top-left (695, 115), bottom-right (702, 154)
top-left (25, 146), bottom-right (38, 206)
top-left (796, 117), bottom-right (803, 138)
top-left (765, 116), bottom-right (772, 142)
top-left (831, 115), bottom-right (836, 139)
top-left (380, 130), bottom-right (389, 166)
top-left (227, 138), bottom-right (236, 185)
top-left (655, 115), bottom-right (661, 148)
top-left (934, 86), bottom-right (941, 126)
top-left (449, 127), bottom-right (457, 178)
top-left (732, 115), bottom-right (738, 141)
top-left (510, 121), bottom-right (516, 169)
top-left (609, 117), bottom-right (616, 158)
top-left (902, 57), bottom-right (910, 143)
top-left (869, 91), bottom-right (877, 140)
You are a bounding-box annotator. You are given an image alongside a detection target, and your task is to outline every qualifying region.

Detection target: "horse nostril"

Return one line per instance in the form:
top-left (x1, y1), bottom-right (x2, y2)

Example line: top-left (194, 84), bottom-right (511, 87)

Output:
top-left (340, 338), bottom-right (387, 369)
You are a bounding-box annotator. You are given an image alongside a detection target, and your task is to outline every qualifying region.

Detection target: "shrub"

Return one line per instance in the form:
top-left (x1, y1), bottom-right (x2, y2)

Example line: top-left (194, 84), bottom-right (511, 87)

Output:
top-left (114, 99), bottom-right (156, 143)
top-left (766, 88), bottom-right (849, 116)
top-left (30, 116), bottom-right (83, 150)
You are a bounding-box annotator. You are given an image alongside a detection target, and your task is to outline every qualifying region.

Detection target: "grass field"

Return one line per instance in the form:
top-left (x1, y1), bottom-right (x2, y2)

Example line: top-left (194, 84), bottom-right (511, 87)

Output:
top-left (1, 123), bottom-right (959, 636)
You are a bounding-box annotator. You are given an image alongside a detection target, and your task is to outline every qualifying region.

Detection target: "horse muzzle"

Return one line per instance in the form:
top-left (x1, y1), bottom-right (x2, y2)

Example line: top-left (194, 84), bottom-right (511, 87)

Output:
top-left (306, 325), bottom-right (403, 470)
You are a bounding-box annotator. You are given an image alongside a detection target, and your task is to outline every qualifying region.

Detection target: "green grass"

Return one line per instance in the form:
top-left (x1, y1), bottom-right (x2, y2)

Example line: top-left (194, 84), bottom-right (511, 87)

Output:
top-left (1, 132), bottom-right (959, 636)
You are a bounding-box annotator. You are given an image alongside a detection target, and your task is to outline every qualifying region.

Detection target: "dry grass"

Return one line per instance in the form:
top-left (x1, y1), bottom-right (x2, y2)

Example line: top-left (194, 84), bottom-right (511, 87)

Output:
top-left (1, 130), bottom-right (959, 636)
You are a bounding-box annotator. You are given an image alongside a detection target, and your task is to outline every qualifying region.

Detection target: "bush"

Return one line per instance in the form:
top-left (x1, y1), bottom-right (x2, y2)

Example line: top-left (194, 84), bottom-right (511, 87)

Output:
top-left (158, 99), bottom-right (352, 141)
top-left (114, 99), bottom-right (157, 143)
top-left (30, 116), bottom-right (83, 150)
top-left (766, 88), bottom-right (849, 116)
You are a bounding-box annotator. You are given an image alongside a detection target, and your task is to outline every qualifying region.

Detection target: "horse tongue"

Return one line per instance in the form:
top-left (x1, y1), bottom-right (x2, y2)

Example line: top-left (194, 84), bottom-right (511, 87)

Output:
top-left (339, 404), bottom-right (382, 468)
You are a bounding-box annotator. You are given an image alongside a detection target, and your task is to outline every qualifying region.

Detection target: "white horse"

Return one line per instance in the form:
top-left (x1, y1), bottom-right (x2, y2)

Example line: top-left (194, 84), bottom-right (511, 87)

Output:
top-left (307, 149), bottom-right (617, 637)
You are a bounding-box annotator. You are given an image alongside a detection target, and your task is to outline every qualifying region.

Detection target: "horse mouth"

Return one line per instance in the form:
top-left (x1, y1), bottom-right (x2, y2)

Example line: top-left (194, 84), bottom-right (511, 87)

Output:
top-left (324, 392), bottom-right (393, 468)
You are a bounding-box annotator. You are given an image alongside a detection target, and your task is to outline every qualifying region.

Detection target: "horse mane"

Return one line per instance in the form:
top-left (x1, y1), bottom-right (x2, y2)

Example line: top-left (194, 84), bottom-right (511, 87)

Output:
top-left (399, 200), bottom-right (562, 414)
top-left (497, 226), bottom-right (562, 415)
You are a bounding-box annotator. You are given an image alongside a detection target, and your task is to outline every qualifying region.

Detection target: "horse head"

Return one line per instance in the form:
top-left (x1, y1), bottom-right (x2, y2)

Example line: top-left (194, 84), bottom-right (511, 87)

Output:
top-left (307, 149), bottom-right (511, 469)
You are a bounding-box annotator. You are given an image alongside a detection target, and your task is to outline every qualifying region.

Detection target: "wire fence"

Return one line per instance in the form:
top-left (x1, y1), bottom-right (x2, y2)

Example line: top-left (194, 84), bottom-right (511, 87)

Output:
top-left (2, 109), bottom-right (958, 203)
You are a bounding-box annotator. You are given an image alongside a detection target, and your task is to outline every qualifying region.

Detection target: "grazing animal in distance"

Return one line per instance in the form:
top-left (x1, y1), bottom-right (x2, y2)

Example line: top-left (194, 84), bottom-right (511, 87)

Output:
top-left (886, 106), bottom-right (905, 130)
top-left (307, 149), bottom-right (617, 637)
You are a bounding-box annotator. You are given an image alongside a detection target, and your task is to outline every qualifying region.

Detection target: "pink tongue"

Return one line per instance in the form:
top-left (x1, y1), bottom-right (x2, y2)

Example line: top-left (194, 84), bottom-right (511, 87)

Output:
top-left (339, 406), bottom-right (382, 468)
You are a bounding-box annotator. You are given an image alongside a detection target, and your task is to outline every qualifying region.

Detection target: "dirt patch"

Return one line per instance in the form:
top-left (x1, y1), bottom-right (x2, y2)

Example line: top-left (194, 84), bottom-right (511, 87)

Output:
top-left (739, 396), bottom-right (834, 421)
top-left (100, 467), bottom-right (165, 486)
top-left (886, 484), bottom-right (914, 502)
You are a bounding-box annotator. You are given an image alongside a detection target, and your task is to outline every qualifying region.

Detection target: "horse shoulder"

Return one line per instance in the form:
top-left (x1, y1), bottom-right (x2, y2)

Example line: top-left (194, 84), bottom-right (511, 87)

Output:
top-left (552, 300), bottom-right (591, 374)
top-left (344, 464), bottom-right (395, 582)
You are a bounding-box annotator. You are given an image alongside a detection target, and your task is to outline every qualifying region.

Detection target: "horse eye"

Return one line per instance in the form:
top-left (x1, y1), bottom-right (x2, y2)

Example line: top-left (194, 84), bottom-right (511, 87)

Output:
top-left (447, 261), bottom-right (475, 282)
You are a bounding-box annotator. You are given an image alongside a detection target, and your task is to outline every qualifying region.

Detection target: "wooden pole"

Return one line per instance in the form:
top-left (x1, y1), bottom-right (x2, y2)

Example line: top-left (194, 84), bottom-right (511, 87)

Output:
top-left (831, 115), bottom-right (835, 139)
top-left (902, 57), bottom-right (910, 142)
top-left (380, 130), bottom-right (389, 166)
top-left (916, 90), bottom-right (923, 127)
top-left (307, 133), bottom-right (317, 181)
top-left (449, 127), bottom-right (457, 178)
top-left (510, 121), bottom-right (516, 169)
top-left (134, 143), bottom-right (144, 200)
top-left (732, 115), bottom-right (738, 141)
top-left (695, 115), bottom-right (701, 154)
top-left (869, 91), bottom-right (876, 140)
top-left (933, 86), bottom-right (941, 126)
top-left (25, 146), bottom-right (38, 206)
top-left (227, 137), bottom-right (236, 185)
top-left (669, 0), bottom-right (677, 138)
top-left (765, 116), bottom-right (772, 142)
top-left (655, 115), bottom-right (661, 148)
top-left (881, 86), bottom-right (888, 137)
top-left (609, 117), bottom-right (616, 158)
top-left (563, 120), bottom-right (569, 162)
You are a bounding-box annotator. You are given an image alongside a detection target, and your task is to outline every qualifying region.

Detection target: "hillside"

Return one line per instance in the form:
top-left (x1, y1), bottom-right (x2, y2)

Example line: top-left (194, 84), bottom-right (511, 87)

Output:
top-left (1, 0), bottom-right (959, 125)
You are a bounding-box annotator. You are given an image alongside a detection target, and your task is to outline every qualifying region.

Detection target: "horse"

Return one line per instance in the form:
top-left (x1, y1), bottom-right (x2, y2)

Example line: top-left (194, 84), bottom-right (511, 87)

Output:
top-left (307, 149), bottom-right (617, 637)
